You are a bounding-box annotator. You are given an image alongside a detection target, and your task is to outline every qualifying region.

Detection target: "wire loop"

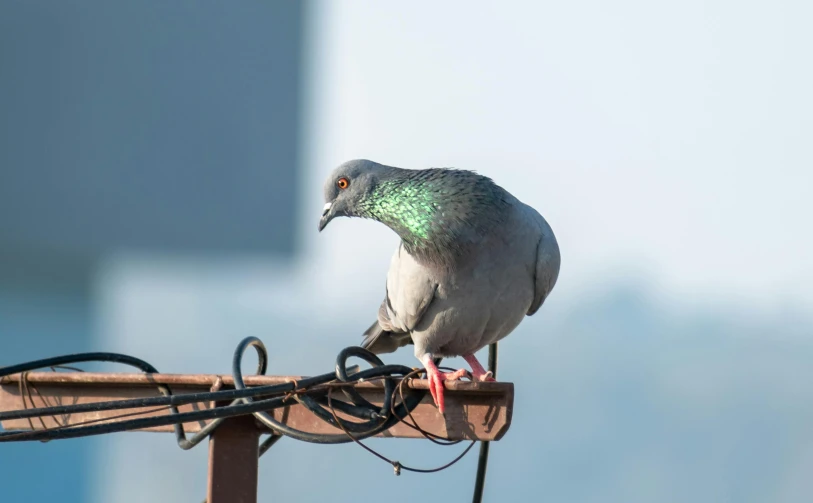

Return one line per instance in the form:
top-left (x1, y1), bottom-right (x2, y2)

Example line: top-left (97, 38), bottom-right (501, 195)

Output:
top-left (0, 336), bottom-right (491, 495)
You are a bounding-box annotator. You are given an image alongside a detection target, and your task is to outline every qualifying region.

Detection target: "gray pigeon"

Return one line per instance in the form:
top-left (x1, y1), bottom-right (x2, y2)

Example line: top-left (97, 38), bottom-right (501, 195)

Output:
top-left (319, 159), bottom-right (560, 413)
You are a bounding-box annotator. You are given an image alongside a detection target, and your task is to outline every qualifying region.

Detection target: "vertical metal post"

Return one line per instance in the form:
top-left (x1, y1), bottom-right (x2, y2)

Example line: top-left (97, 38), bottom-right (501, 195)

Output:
top-left (472, 342), bottom-right (498, 503)
top-left (207, 415), bottom-right (261, 503)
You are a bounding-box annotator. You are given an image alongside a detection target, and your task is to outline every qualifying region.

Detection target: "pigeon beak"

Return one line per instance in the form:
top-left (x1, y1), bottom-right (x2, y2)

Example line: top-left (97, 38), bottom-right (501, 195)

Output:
top-left (318, 202), bottom-right (334, 232)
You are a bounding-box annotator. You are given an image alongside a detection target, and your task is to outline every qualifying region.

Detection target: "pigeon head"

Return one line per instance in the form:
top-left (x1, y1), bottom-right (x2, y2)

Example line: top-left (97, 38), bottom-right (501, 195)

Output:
top-left (319, 159), bottom-right (511, 265)
top-left (318, 159), bottom-right (393, 232)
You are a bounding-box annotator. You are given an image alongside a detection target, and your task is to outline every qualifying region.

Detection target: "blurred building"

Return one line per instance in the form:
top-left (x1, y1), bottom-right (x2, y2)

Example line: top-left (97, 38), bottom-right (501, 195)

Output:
top-left (0, 3), bottom-right (304, 501)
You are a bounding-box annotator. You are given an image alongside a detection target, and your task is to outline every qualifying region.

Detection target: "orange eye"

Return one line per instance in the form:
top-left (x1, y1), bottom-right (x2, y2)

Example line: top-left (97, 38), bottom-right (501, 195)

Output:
top-left (337, 177), bottom-right (349, 189)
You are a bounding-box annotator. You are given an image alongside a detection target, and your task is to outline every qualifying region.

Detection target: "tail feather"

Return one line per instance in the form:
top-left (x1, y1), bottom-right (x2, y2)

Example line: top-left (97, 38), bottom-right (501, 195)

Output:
top-left (361, 321), bottom-right (412, 354)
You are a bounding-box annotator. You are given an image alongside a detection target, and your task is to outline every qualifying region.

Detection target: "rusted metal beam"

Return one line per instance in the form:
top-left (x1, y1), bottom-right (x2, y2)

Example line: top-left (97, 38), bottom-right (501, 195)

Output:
top-left (0, 372), bottom-right (513, 441)
top-left (207, 415), bottom-right (261, 503)
top-left (0, 372), bottom-right (507, 392)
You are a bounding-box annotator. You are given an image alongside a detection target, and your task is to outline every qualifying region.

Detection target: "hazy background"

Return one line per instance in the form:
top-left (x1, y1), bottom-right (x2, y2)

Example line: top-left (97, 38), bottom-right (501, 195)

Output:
top-left (2, 1), bottom-right (812, 502)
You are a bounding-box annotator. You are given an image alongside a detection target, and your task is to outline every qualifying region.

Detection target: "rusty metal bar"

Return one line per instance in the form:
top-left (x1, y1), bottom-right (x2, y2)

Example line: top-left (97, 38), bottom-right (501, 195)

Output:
top-left (207, 415), bottom-right (261, 503)
top-left (0, 373), bottom-right (513, 441)
top-left (0, 372), bottom-right (504, 392)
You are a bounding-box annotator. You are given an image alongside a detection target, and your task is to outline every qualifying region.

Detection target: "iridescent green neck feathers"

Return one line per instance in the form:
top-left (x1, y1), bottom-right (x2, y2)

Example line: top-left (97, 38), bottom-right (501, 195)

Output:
top-left (355, 169), bottom-right (510, 265)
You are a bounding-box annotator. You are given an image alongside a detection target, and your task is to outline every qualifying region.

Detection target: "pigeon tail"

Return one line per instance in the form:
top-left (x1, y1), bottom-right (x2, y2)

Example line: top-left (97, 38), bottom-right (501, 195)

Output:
top-left (360, 321), bottom-right (412, 354)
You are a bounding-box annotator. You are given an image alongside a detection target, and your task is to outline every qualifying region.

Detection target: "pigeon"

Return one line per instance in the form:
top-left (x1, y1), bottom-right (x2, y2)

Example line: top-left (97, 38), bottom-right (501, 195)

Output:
top-left (319, 159), bottom-right (560, 413)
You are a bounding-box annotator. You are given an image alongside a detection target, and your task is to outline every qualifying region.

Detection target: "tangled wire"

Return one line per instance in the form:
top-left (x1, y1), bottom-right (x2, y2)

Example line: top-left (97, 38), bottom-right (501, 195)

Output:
top-left (0, 337), bottom-right (496, 502)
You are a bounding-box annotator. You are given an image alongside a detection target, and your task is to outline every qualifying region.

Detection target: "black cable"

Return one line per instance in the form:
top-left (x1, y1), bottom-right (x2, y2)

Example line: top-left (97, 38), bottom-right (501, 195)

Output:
top-left (0, 336), bottom-right (491, 501)
top-left (0, 353), bottom-right (160, 376)
top-left (0, 381), bottom-right (321, 423)
top-left (0, 370), bottom-right (416, 443)
top-left (472, 342), bottom-right (498, 503)
top-left (0, 338), bottom-right (425, 445)
top-left (231, 340), bottom-right (423, 444)
top-left (258, 434), bottom-right (282, 457)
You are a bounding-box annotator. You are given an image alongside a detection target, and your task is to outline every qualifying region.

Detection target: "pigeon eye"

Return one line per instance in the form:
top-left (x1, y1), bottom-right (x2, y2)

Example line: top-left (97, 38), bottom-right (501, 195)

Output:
top-left (337, 177), bottom-right (350, 190)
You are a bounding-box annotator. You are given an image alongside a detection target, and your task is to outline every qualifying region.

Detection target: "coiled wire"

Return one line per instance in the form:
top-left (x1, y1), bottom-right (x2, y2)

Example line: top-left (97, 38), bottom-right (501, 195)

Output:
top-left (0, 337), bottom-right (495, 500)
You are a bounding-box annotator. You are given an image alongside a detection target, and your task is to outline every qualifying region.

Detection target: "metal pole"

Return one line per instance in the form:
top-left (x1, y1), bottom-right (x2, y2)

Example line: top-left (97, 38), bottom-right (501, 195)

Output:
top-left (207, 415), bottom-right (261, 503)
top-left (472, 342), bottom-right (498, 503)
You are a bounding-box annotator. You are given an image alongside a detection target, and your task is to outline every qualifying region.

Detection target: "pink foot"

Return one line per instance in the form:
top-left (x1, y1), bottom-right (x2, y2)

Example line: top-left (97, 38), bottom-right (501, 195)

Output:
top-left (443, 368), bottom-right (469, 381)
top-left (420, 356), bottom-right (468, 414)
top-left (420, 354), bottom-right (495, 413)
top-left (463, 354), bottom-right (496, 382)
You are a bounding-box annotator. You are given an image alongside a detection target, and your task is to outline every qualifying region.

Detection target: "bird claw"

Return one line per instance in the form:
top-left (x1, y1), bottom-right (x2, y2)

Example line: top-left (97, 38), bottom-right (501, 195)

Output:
top-left (423, 356), bottom-right (495, 414)
top-left (462, 354), bottom-right (496, 382)
top-left (426, 368), bottom-right (446, 414)
top-left (427, 368), bottom-right (488, 414)
top-left (476, 370), bottom-right (496, 382)
top-left (442, 368), bottom-right (470, 381)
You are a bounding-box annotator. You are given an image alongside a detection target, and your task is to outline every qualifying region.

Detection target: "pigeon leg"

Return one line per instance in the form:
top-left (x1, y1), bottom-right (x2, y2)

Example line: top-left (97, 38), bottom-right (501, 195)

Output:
top-left (420, 355), bottom-right (446, 413)
top-left (463, 354), bottom-right (496, 382)
top-left (419, 355), bottom-right (469, 413)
